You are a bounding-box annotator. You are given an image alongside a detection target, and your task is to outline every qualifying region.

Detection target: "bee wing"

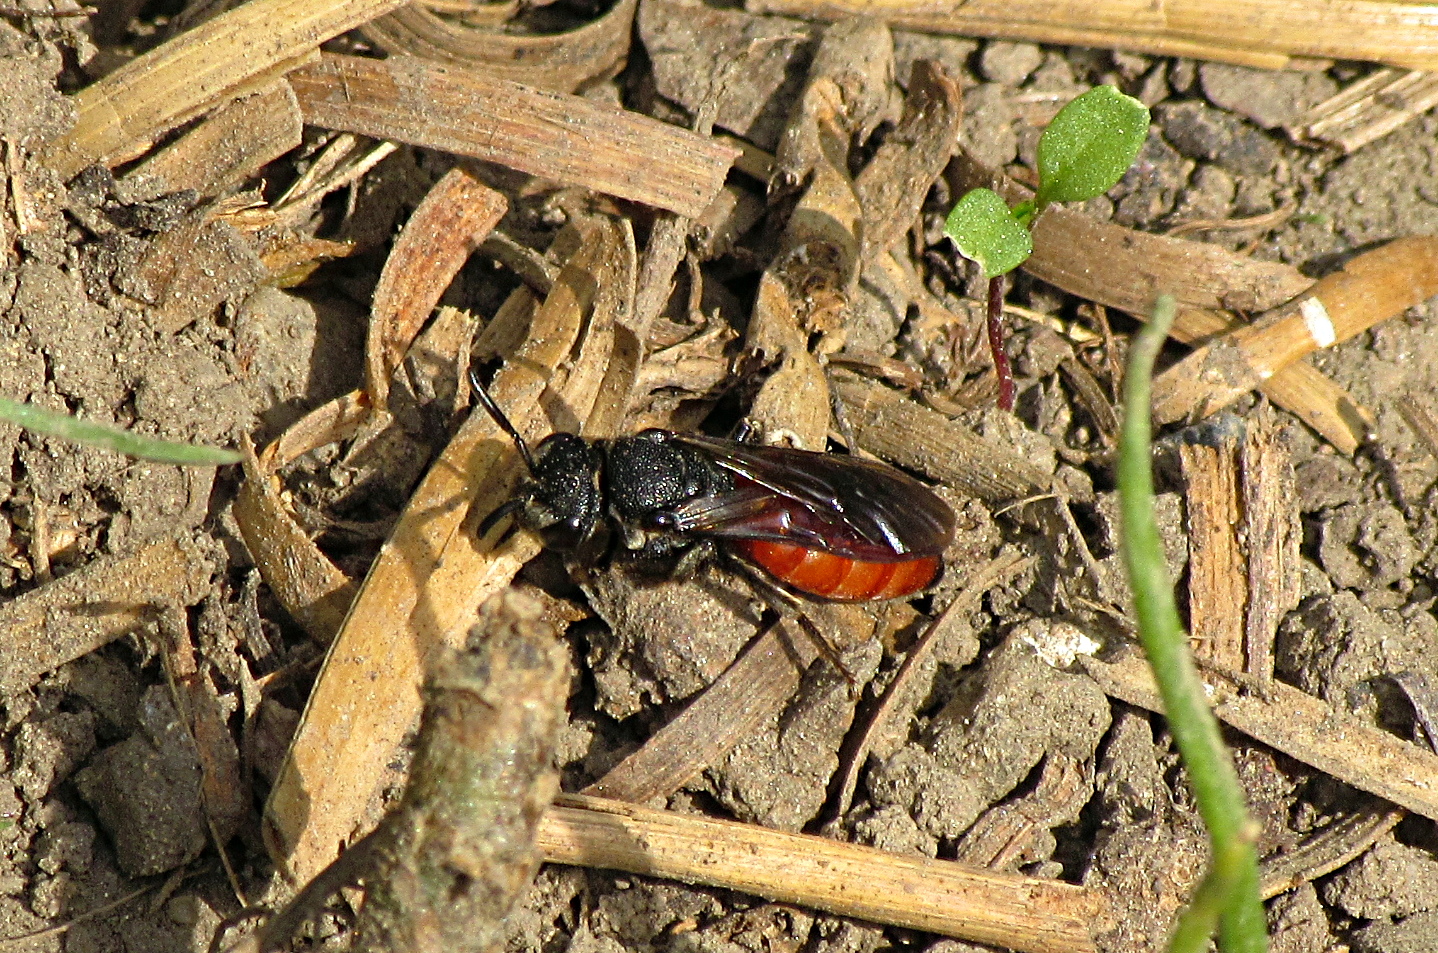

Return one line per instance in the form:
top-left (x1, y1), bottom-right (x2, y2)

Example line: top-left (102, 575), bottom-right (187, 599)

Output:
top-left (671, 434), bottom-right (955, 559)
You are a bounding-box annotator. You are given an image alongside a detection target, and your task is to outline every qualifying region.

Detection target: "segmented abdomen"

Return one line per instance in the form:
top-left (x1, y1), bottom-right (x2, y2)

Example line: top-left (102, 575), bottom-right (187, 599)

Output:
top-left (733, 540), bottom-right (939, 601)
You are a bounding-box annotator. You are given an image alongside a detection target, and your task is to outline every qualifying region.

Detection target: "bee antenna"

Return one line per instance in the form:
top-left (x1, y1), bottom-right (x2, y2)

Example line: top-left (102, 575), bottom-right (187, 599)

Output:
top-left (469, 370), bottom-right (537, 474)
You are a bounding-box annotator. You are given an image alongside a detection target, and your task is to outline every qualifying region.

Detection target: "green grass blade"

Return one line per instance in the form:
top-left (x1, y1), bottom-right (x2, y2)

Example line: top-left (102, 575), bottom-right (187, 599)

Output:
top-left (0, 398), bottom-right (241, 466)
top-left (1118, 295), bottom-right (1267, 953)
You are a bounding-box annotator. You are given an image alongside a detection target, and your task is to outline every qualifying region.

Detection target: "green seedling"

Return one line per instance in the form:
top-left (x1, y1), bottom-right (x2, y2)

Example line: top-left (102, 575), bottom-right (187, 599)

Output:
top-left (944, 84), bottom-right (1149, 409)
top-left (0, 398), bottom-right (241, 466)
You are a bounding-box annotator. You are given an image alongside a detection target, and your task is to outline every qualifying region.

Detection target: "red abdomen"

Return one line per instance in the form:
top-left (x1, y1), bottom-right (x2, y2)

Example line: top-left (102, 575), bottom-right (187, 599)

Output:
top-left (733, 540), bottom-right (940, 601)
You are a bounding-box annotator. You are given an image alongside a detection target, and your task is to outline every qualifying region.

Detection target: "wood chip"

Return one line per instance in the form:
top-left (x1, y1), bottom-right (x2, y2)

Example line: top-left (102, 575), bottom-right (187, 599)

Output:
top-left (288, 52), bottom-right (738, 218)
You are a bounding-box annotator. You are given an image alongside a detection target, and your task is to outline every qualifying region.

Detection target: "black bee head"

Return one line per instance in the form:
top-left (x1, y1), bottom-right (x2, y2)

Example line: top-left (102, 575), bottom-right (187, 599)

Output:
top-left (518, 432), bottom-right (602, 552)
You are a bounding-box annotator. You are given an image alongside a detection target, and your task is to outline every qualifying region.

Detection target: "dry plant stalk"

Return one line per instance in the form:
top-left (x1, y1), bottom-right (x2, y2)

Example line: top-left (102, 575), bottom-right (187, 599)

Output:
top-left (42, 0), bottom-right (410, 179)
top-left (1258, 801), bottom-right (1404, 899)
top-left (541, 794), bottom-right (1108, 953)
top-left (746, 0), bottom-right (1438, 71)
top-left (234, 426), bottom-right (363, 645)
top-left (583, 616), bottom-right (819, 802)
top-left (832, 375), bottom-right (1051, 501)
top-left (118, 80), bottom-right (302, 202)
top-left (288, 52), bottom-right (738, 218)
top-left (1240, 413), bottom-right (1301, 683)
top-left (1082, 645), bottom-right (1438, 823)
top-left (0, 533), bottom-right (216, 696)
top-left (955, 753), bottom-right (1090, 869)
top-left (1179, 412), bottom-right (1300, 681)
top-left (362, 0), bottom-right (639, 92)
top-left (1396, 386), bottom-right (1438, 463)
top-left (365, 166), bottom-right (507, 409)
top-left (1151, 236), bottom-right (1438, 425)
top-left (1296, 68), bottom-right (1438, 153)
top-left (1179, 424), bottom-right (1248, 672)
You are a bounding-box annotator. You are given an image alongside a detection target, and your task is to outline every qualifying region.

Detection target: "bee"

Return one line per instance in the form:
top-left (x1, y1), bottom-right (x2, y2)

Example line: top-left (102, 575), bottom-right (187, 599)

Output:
top-left (473, 376), bottom-right (954, 601)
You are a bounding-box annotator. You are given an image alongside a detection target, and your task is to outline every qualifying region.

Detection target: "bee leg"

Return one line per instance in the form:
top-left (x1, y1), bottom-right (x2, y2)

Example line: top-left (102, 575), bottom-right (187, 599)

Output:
top-left (729, 565), bottom-right (859, 687)
top-left (826, 366), bottom-right (861, 454)
top-left (667, 538), bottom-right (716, 581)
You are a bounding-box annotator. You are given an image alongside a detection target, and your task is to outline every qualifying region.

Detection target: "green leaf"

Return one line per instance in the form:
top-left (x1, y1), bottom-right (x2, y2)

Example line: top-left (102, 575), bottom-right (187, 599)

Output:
top-left (0, 398), bottom-right (241, 466)
top-left (942, 188), bottom-right (1033, 279)
top-left (1011, 198), bottom-right (1036, 230)
top-left (1035, 85), bottom-right (1150, 207)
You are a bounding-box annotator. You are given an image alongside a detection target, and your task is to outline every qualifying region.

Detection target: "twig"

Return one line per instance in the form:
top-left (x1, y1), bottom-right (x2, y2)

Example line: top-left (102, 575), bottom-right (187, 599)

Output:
top-left (1151, 236), bottom-right (1438, 426)
top-left (540, 793), bottom-right (1107, 953)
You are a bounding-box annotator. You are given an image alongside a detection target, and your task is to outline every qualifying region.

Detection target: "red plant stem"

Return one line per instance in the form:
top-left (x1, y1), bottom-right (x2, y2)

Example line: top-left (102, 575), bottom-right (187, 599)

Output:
top-left (986, 275), bottom-right (1015, 411)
